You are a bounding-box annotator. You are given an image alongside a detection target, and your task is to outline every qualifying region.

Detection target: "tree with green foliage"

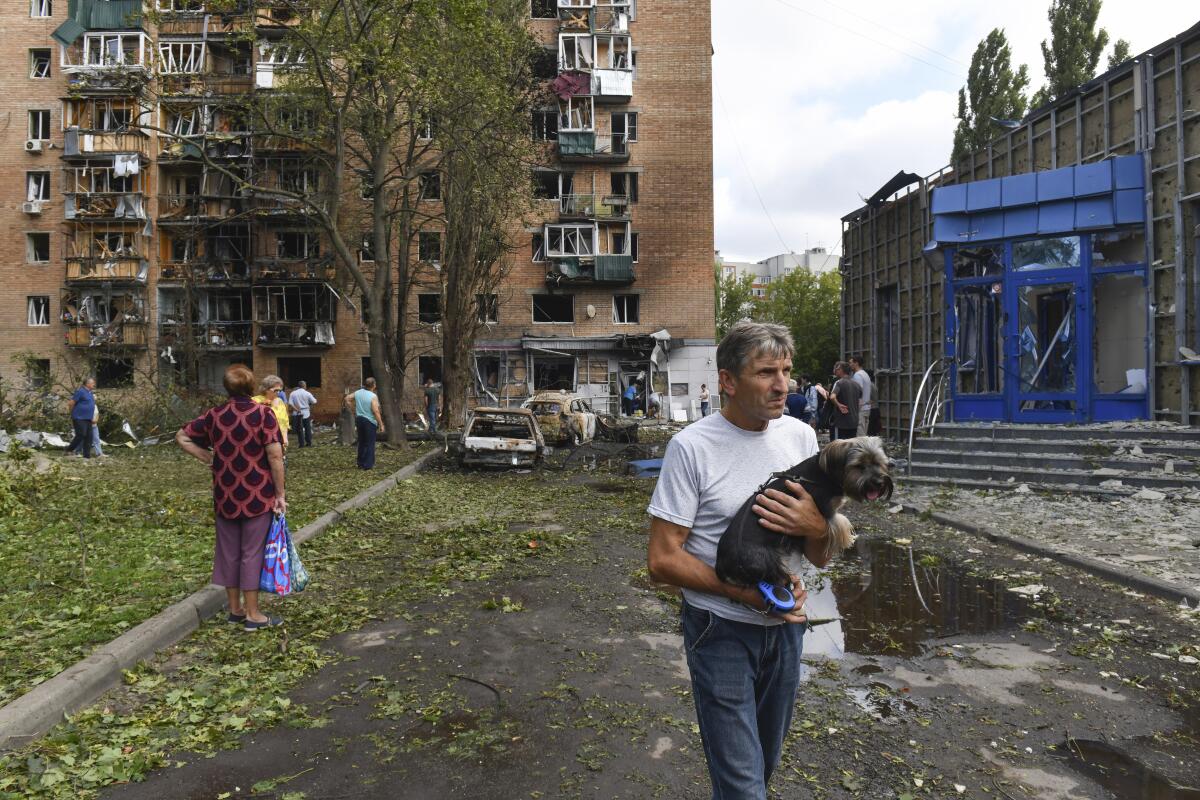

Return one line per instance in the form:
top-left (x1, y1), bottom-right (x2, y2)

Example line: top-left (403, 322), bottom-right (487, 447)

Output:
top-left (1108, 38), bottom-right (1131, 70)
top-left (952, 28), bottom-right (1030, 164)
top-left (714, 263), bottom-right (757, 340)
top-left (1031, 0), bottom-right (1110, 107)
top-left (759, 269), bottom-right (842, 383)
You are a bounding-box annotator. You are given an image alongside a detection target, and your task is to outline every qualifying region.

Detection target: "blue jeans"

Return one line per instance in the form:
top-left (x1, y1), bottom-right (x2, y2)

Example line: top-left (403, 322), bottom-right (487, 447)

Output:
top-left (426, 402), bottom-right (438, 433)
top-left (681, 600), bottom-right (803, 800)
top-left (355, 416), bottom-right (377, 469)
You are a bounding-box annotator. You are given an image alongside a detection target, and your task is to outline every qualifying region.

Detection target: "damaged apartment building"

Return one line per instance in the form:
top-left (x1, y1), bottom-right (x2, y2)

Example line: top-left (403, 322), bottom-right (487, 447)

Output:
top-left (842, 21), bottom-right (1200, 436)
top-left (2, 0), bottom-right (716, 420)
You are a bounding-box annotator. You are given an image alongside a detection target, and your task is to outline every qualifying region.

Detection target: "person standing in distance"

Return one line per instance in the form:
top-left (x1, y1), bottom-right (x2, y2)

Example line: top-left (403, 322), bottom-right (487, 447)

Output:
top-left (698, 383), bottom-right (711, 417)
top-left (647, 321), bottom-right (829, 799)
top-left (829, 361), bottom-right (861, 441)
top-left (849, 356), bottom-right (873, 437)
top-left (423, 377), bottom-right (441, 434)
top-left (66, 377), bottom-right (97, 460)
top-left (288, 380), bottom-right (317, 448)
top-left (346, 377), bottom-right (384, 469)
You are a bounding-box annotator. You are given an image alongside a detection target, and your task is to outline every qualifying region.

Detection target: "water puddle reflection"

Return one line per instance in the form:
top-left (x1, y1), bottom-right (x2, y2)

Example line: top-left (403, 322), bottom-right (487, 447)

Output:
top-left (1060, 738), bottom-right (1200, 799)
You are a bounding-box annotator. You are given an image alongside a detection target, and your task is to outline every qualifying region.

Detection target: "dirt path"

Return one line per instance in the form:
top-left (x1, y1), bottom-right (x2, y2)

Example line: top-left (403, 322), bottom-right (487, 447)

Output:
top-left (82, 462), bottom-right (1200, 800)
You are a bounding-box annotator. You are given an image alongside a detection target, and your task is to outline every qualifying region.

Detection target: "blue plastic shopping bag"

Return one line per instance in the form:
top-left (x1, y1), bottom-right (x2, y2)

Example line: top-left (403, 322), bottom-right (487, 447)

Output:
top-left (287, 526), bottom-right (310, 593)
top-left (259, 514), bottom-right (293, 595)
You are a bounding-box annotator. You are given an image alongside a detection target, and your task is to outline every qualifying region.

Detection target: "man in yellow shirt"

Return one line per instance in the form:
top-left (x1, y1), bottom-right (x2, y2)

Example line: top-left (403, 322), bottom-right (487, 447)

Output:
top-left (253, 374), bottom-right (290, 450)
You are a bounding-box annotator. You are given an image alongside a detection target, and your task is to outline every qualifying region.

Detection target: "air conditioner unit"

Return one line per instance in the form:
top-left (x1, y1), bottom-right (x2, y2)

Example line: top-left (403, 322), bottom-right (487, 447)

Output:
top-left (25, 139), bottom-right (44, 153)
top-left (22, 201), bottom-right (44, 215)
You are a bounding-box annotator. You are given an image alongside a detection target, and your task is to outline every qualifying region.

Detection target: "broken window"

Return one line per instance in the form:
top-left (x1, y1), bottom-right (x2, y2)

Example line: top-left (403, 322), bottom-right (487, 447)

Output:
top-left (531, 234), bottom-right (545, 262)
top-left (610, 112), bottom-right (636, 152)
top-left (30, 0), bottom-right (51, 17)
top-left (26, 233), bottom-right (50, 262)
top-left (418, 294), bottom-right (441, 324)
top-left (532, 109), bottom-right (558, 141)
top-left (954, 284), bottom-right (1003, 394)
top-left (558, 96), bottom-right (593, 132)
top-left (612, 293), bottom-right (638, 324)
top-left (631, 232), bottom-right (639, 262)
top-left (558, 34), bottom-right (593, 71)
top-left (28, 110), bottom-right (50, 141)
top-left (875, 284), bottom-right (900, 370)
top-left (27, 172), bottom-right (50, 202)
top-left (1091, 229), bottom-right (1146, 268)
top-left (531, 48), bottom-right (558, 80)
top-left (545, 224), bottom-right (593, 257)
top-left (418, 171), bottom-right (441, 201)
top-left (418, 231), bottom-right (441, 264)
top-left (594, 34), bottom-right (630, 70)
top-left (534, 170), bottom-right (571, 200)
top-left (530, 0), bottom-right (555, 18)
top-left (1093, 272), bottom-right (1147, 394)
top-left (158, 41), bottom-right (206, 73)
top-left (82, 33), bottom-right (146, 68)
top-left (952, 245), bottom-right (1002, 279)
top-left (476, 293), bottom-right (498, 323)
top-left (359, 233), bottom-right (375, 263)
top-left (96, 358), bottom-right (135, 388)
top-left (277, 356), bottom-right (321, 388)
top-left (1013, 236), bottom-right (1080, 272)
top-left (1017, 283), bottom-right (1076, 403)
top-left (610, 172), bottom-right (638, 203)
top-left (280, 166), bottom-right (319, 194)
top-left (27, 296), bottom-right (50, 326)
top-left (26, 359), bottom-right (51, 389)
top-left (30, 49), bottom-right (51, 78)
top-left (275, 231), bottom-right (317, 259)
top-left (418, 355), bottom-right (442, 384)
top-left (533, 293), bottom-right (574, 323)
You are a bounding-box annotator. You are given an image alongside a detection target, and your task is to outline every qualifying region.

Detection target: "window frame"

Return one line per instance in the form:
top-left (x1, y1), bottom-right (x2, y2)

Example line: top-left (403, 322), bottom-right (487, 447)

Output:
top-left (530, 0), bottom-right (556, 19)
top-left (612, 293), bottom-right (639, 324)
top-left (27, 296), bottom-right (51, 327)
top-left (418, 231), bottom-right (442, 265)
top-left (27, 172), bottom-right (51, 202)
top-left (875, 283), bottom-right (901, 371)
top-left (28, 110), bottom-right (51, 141)
top-left (476, 293), bottom-right (498, 324)
top-left (417, 293), bottom-right (442, 324)
top-left (30, 0), bottom-right (51, 18)
top-left (532, 293), bottom-right (575, 324)
top-left (26, 232), bottom-right (51, 263)
top-left (418, 171), bottom-right (442, 201)
top-left (30, 49), bottom-right (52, 79)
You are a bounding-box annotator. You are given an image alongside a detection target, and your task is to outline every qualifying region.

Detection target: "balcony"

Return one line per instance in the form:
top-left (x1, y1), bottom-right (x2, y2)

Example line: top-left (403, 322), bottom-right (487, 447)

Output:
top-left (65, 192), bottom-right (147, 221)
top-left (61, 32), bottom-right (151, 91)
top-left (63, 128), bottom-right (149, 159)
top-left (255, 1), bottom-right (307, 30)
top-left (66, 257), bottom-right (148, 283)
top-left (159, 320), bottom-right (253, 350)
top-left (158, 133), bottom-right (253, 161)
top-left (65, 321), bottom-right (148, 349)
top-left (158, 194), bottom-right (248, 222)
top-left (159, 260), bottom-right (252, 283)
top-left (546, 254), bottom-right (634, 285)
top-left (252, 257), bottom-right (335, 282)
top-left (557, 131), bottom-right (629, 162)
top-left (156, 1), bottom-right (252, 36)
top-left (255, 320), bottom-right (334, 348)
top-left (159, 70), bottom-right (255, 97)
top-left (61, 288), bottom-right (148, 348)
top-left (558, 193), bottom-right (629, 220)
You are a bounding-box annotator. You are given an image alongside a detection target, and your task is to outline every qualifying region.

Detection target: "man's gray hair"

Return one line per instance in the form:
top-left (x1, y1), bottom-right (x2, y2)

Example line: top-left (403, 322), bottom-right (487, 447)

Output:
top-left (717, 321), bottom-right (794, 375)
top-left (260, 374), bottom-right (283, 392)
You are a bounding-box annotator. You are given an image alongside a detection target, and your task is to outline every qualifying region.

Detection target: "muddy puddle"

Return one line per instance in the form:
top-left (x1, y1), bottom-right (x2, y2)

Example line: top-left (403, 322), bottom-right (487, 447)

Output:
top-left (801, 538), bottom-right (1043, 659)
top-left (1060, 738), bottom-right (1200, 799)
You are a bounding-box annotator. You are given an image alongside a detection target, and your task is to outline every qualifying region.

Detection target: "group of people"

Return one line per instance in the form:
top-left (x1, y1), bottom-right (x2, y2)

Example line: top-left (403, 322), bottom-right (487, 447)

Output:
top-left (777, 355), bottom-right (878, 441)
top-left (249, 377), bottom-right (318, 451)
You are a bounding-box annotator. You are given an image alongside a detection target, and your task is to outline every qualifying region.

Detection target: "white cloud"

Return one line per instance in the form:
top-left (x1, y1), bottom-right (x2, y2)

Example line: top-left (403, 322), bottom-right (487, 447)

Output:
top-left (713, 0), bottom-right (1200, 262)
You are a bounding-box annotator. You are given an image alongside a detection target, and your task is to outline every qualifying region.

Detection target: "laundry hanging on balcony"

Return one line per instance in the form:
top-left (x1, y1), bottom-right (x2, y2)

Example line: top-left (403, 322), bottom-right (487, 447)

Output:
top-left (113, 154), bottom-right (140, 177)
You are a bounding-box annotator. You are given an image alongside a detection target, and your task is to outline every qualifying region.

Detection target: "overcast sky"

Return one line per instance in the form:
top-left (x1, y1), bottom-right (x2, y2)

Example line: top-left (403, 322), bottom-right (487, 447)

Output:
top-left (712, 1), bottom-right (1199, 262)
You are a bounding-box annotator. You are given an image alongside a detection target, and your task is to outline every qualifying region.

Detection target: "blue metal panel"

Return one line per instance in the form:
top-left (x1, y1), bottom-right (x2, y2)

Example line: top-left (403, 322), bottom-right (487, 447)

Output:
top-left (934, 213), bottom-right (971, 243)
top-left (1114, 189), bottom-right (1145, 224)
top-left (954, 397), bottom-right (1005, 421)
top-left (1113, 154), bottom-right (1144, 190)
top-left (1074, 160), bottom-right (1113, 196)
top-left (1037, 167), bottom-right (1075, 202)
top-left (1037, 200), bottom-right (1075, 233)
top-left (1003, 207), bottom-right (1038, 237)
top-left (1001, 173), bottom-right (1037, 207)
top-left (1075, 197), bottom-right (1114, 229)
top-left (970, 211), bottom-right (1004, 241)
top-left (932, 184), bottom-right (968, 214)
top-left (966, 178), bottom-right (1003, 211)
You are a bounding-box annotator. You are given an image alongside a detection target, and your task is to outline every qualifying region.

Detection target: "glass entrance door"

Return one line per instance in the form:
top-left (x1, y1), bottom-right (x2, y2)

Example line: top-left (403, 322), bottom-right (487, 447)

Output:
top-left (1007, 236), bottom-right (1086, 422)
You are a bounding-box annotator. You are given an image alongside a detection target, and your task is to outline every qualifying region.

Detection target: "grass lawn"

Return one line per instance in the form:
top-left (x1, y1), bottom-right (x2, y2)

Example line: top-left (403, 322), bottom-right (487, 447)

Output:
top-left (0, 433), bottom-right (430, 707)
top-left (0, 464), bottom-right (650, 798)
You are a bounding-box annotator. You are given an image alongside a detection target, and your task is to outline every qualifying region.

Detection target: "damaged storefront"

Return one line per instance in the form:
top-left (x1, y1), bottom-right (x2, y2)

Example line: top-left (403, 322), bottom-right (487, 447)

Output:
top-left (842, 21), bottom-right (1200, 433)
top-left (469, 333), bottom-right (716, 421)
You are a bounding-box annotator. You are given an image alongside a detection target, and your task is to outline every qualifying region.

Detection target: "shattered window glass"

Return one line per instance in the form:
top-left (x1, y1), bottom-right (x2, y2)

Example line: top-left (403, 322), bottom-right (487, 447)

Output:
top-left (1013, 236), bottom-right (1080, 272)
top-left (954, 284), bottom-right (1004, 394)
top-left (1017, 283), bottom-right (1076, 401)
top-left (1091, 229), bottom-right (1145, 268)
top-left (1093, 272), bottom-right (1147, 394)
top-left (952, 245), bottom-right (1003, 279)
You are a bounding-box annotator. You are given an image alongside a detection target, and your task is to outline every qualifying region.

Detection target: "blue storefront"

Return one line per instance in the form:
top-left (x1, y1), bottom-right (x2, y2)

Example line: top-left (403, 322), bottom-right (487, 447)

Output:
top-left (929, 154), bottom-right (1150, 424)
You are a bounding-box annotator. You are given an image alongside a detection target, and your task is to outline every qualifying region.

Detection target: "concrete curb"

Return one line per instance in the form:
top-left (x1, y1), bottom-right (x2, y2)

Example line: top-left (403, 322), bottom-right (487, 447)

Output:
top-left (901, 504), bottom-right (1200, 606)
top-left (0, 447), bottom-right (442, 751)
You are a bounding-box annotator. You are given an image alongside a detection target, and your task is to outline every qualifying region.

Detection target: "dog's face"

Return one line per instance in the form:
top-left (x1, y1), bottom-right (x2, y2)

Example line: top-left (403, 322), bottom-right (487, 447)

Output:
top-left (819, 437), bottom-right (894, 502)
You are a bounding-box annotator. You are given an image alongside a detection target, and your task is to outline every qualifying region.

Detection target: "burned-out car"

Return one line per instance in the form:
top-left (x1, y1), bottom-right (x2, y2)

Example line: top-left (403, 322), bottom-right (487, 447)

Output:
top-left (458, 407), bottom-right (546, 468)
top-left (522, 391), bottom-right (598, 446)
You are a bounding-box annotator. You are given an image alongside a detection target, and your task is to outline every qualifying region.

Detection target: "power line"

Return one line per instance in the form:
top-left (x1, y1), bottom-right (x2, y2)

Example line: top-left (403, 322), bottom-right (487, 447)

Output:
top-left (715, 81), bottom-right (794, 256)
top-left (765, 0), bottom-right (964, 81)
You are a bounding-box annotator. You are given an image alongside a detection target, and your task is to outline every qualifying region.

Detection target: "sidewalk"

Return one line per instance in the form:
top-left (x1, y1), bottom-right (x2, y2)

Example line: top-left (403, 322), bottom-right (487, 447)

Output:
top-left (898, 482), bottom-right (1200, 597)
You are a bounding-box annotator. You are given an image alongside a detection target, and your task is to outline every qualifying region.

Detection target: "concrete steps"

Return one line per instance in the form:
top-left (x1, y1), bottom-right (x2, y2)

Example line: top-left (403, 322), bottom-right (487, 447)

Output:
top-left (903, 422), bottom-right (1200, 497)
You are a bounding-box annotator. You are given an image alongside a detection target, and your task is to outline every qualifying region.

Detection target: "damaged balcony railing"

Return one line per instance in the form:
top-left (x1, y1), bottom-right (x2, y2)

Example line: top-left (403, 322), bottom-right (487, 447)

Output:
top-left (65, 231), bottom-right (149, 283)
top-left (60, 289), bottom-right (149, 348)
top-left (63, 128), bottom-right (149, 159)
top-left (158, 193), bottom-right (247, 220)
top-left (252, 256), bottom-right (333, 281)
top-left (159, 259), bottom-right (251, 282)
top-left (559, 193), bottom-right (629, 219)
top-left (557, 131), bottom-right (628, 161)
top-left (64, 192), bottom-right (147, 221)
top-left (255, 320), bottom-right (334, 348)
top-left (159, 320), bottom-right (252, 349)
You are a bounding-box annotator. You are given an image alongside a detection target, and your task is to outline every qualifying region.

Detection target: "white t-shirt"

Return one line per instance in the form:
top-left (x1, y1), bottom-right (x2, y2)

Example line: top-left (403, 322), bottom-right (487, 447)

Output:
top-left (290, 388), bottom-right (317, 418)
top-left (853, 369), bottom-right (873, 411)
top-left (648, 412), bottom-right (818, 625)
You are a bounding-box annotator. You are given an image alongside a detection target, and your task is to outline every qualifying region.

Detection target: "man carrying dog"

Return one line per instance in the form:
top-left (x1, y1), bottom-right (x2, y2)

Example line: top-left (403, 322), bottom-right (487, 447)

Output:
top-left (647, 321), bottom-right (830, 799)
